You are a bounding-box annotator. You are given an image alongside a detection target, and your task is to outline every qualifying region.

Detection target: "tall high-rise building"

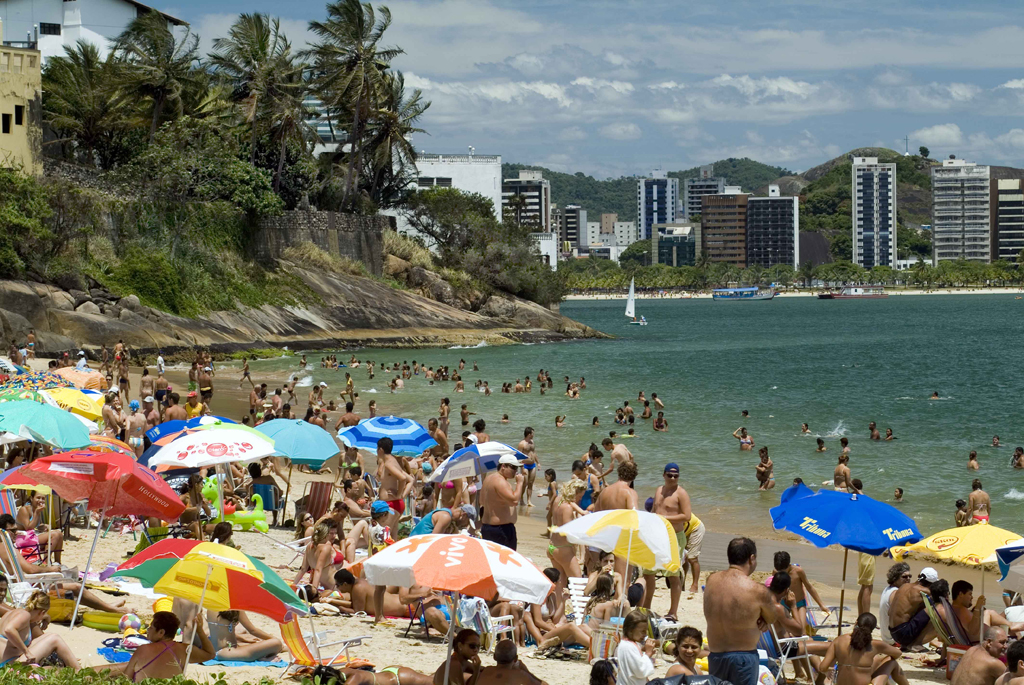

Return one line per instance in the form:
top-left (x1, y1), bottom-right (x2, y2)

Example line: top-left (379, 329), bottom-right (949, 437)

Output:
top-left (701, 187), bottom-right (749, 267)
top-left (931, 159), bottom-right (990, 264)
top-left (746, 185), bottom-right (799, 269)
top-left (852, 157), bottom-right (897, 269)
top-left (992, 178), bottom-right (1024, 262)
top-left (600, 213), bottom-right (618, 234)
top-left (502, 170), bottom-right (552, 233)
top-left (559, 204), bottom-right (586, 250)
top-left (637, 170), bottom-right (678, 240)
top-left (683, 165), bottom-right (726, 220)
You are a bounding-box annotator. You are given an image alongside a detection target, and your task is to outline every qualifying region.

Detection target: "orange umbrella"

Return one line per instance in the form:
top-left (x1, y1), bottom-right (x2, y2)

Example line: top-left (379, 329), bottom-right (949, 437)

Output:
top-left (84, 435), bottom-right (136, 459)
top-left (53, 368), bottom-right (106, 390)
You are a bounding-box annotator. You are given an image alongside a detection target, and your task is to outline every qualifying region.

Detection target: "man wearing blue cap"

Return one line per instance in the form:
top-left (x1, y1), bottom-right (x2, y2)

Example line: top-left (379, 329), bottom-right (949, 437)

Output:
top-left (643, 462), bottom-right (692, 621)
top-left (126, 398), bottom-right (147, 458)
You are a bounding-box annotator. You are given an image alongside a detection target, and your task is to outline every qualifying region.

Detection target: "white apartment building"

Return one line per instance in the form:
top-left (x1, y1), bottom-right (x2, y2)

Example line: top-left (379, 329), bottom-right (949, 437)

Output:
top-left (637, 170), bottom-right (678, 240)
top-left (931, 159), bottom-right (991, 264)
top-left (0, 0), bottom-right (185, 62)
top-left (531, 232), bottom-right (558, 271)
top-left (416, 152), bottom-right (502, 215)
top-left (502, 170), bottom-right (552, 233)
top-left (683, 164), bottom-right (725, 220)
top-left (852, 157), bottom-right (897, 269)
top-left (582, 220), bottom-right (637, 250)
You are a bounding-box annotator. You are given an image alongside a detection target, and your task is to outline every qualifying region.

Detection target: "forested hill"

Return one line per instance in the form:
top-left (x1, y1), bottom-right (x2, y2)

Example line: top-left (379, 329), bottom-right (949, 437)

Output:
top-left (502, 158), bottom-right (792, 222)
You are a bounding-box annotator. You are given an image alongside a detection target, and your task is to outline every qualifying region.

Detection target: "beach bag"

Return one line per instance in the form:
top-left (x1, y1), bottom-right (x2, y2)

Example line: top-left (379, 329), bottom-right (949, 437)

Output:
top-left (588, 624), bottom-right (620, 663)
top-left (456, 597), bottom-right (496, 650)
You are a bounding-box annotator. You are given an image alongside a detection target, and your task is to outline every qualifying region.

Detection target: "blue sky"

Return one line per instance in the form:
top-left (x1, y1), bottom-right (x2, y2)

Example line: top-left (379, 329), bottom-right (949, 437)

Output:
top-left (160, 0), bottom-right (1024, 177)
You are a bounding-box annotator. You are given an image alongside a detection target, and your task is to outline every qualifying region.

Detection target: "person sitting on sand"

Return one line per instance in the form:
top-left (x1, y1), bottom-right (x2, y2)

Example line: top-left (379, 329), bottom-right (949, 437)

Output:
top-left (476, 640), bottom-right (548, 685)
top-left (204, 609), bottom-right (283, 662)
top-left (123, 611), bottom-right (214, 681)
top-left (816, 613), bottom-right (908, 685)
top-left (667, 626), bottom-right (706, 677)
top-left (295, 520), bottom-right (342, 590)
top-left (432, 628), bottom-right (482, 685)
top-left (16, 490), bottom-right (63, 563)
top-left (0, 590), bottom-right (80, 668)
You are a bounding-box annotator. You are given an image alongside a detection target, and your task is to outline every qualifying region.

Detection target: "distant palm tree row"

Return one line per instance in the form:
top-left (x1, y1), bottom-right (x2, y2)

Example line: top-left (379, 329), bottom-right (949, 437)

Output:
top-left (41, 0), bottom-right (428, 211)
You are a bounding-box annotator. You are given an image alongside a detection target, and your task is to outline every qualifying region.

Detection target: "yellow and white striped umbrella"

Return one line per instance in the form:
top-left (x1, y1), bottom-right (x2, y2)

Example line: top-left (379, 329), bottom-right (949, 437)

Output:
top-left (554, 509), bottom-right (681, 572)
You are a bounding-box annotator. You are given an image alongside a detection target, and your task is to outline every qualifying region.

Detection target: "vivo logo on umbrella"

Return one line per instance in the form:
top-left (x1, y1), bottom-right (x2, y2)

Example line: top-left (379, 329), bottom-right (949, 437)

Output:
top-left (442, 537), bottom-right (468, 568)
top-left (883, 527), bottom-right (915, 542)
top-left (799, 517), bottom-right (831, 539)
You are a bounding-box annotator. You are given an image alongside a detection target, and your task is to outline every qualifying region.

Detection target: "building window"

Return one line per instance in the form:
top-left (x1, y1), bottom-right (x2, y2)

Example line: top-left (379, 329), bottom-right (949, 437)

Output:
top-left (417, 177), bottom-right (434, 187)
top-left (14, 105), bottom-right (23, 126)
top-left (12, 54), bottom-right (22, 74)
top-left (39, 22), bottom-right (62, 35)
top-left (1, 114), bottom-right (10, 134)
top-left (435, 177), bottom-right (452, 187)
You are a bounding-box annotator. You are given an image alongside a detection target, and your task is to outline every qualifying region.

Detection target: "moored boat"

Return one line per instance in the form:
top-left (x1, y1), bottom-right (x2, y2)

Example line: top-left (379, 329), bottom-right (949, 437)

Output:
top-left (818, 286), bottom-right (888, 299)
top-left (712, 287), bottom-right (776, 301)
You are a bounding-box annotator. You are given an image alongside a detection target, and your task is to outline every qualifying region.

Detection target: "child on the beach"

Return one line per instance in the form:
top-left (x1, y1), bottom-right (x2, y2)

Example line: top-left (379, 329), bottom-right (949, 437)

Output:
top-left (539, 469), bottom-right (558, 535)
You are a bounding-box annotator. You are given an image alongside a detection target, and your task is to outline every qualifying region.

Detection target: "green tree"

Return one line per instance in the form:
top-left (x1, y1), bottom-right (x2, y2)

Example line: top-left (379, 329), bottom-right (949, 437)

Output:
top-left (797, 260), bottom-right (815, 287)
top-left (401, 187), bottom-right (496, 265)
top-left (361, 71), bottom-right (429, 208)
top-left (111, 11), bottom-right (204, 142)
top-left (919, 146), bottom-right (930, 158)
top-left (306, 0), bottom-right (404, 210)
top-left (619, 239), bottom-right (652, 267)
top-left (0, 170), bottom-right (52, 277)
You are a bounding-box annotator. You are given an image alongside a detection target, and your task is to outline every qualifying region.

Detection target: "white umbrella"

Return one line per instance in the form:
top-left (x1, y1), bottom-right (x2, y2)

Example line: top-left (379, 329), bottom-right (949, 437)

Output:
top-left (554, 509), bottom-right (682, 584)
top-left (146, 428), bottom-right (275, 469)
top-left (427, 442), bottom-right (528, 483)
top-left (363, 534), bottom-right (552, 685)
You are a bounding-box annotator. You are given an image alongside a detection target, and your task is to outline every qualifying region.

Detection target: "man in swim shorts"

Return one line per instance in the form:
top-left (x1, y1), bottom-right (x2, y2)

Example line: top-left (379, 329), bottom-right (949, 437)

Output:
top-left (645, 463), bottom-right (690, 620)
top-left (888, 567), bottom-right (938, 648)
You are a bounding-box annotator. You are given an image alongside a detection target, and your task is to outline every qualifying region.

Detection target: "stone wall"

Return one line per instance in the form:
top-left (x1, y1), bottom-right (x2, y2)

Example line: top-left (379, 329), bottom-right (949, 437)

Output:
top-left (251, 210), bottom-right (390, 276)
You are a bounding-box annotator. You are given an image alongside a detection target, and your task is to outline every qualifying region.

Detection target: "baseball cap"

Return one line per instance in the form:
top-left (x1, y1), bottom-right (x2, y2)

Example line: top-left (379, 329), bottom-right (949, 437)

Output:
top-left (459, 504), bottom-right (478, 522)
top-left (371, 500), bottom-right (390, 516)
top-left (664, 462), bottom-right (680, 474)
top-left (319, 382), bottom-right (328, 388)
top-left (644, 497), bottom-right (654, 512)
top-left (143, 396), bottom-right (155, 403)
top-left (919, 567), bottom-right (939, 583)
top-left (466, 434), bottom-right (479, 444)
top-left (78, 351), bottom-right (86, 357)
top-left (498, 454), bottom-right (520, 467)
top-left (421, 462), bottom-right (433, 474)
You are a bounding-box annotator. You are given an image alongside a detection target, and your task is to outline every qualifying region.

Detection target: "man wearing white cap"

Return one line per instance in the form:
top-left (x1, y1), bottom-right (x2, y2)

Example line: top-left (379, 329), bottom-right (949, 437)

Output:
top-left (75, 351), bottom-right (89, 371)
top-left (143, 396), bottom-right (160, 430)
top-left (889, 566), bottom-right (940, 648)
top-left (480, 454), bottom-right (525, 550)
top-left (198, 365), bottom-right (214, 403)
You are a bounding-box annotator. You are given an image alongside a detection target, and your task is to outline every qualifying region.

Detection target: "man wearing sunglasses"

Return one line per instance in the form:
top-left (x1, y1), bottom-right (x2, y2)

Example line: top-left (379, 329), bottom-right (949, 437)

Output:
top-left (480, 455), bottom-right (526, 550)
top-left (643, 463), bottom-right (691, 621)
top-left (879, 562), bottom-right (911, 645)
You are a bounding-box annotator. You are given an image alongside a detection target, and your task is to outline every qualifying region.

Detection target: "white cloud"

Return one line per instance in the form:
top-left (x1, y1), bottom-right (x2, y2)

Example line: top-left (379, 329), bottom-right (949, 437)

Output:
top-left (911, 123), bottom-right (964, 147)
top-left (708, 74), bottom-right (817, 99)
top-left (195, 13), bottom-right (312, 55)
top-left (649, 81), bottom-right (683, 91)
top-left (603, 52), bottom-right (629, 67)
top-left (746, 131), bottom-right (765, 145)
top-left (600, 122), bottom-right (642, 140)
top-left (998, 79), bottom-right (1024, 89)
top-left (405, 73), bottom-right (573, 109)
top-left (571, 77), bottom-right (635, 95)
top-left (558, 126), bottom-right (587, 141)
top-left (874, 69), bottom-right (910, 86)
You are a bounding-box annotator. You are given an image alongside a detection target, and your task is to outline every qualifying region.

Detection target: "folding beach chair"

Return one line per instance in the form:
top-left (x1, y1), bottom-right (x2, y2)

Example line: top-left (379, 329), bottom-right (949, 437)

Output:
top-left (252, 483), bottom-right (284, 526)
top-left (757, 625), bottom-right (812, 683)
top-left (0, 530), bottom-right (62, 604)
top-left (254, 530), bottom-right (308, 568)
top-left (279, 617), bottom-right (371, 678)
top-left (296, 480), bottom-right (334, 523)
top-left (452, 596), bottom-right (514, 654)
top-left (567, 576), bottom-right (590, 625)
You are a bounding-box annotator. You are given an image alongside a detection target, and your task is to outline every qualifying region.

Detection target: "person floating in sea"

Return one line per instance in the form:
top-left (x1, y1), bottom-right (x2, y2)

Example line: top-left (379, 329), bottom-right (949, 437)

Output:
top-left (816, 438), bottom-right (827, 452)
top-left (893, 487), bottom-right (904, 502)
top-left (993, 435), bottom-right (1002, 448)
top-left (930, 391), bottom-right (940, 399)
top-left (969, 451), bottom-right (980, 470)
top-left (801, 422), bottom-right (811, 434)
top-left (885, 428), bottom-right (896, 441)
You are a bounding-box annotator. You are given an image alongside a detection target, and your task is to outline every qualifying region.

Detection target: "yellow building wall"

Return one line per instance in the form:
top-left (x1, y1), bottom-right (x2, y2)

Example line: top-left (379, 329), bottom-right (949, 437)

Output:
top-left (0, 45), bottom-right (43, 176)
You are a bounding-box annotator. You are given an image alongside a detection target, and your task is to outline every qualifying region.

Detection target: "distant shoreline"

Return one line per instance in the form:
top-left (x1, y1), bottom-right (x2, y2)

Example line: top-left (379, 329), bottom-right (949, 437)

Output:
top-left (565, 286), bottom-right (1024, 300)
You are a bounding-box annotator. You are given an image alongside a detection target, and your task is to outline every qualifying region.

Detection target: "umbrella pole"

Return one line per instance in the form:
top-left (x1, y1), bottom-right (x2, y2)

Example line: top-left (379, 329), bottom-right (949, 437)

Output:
top-left (619, 527), bottom-right (634, 618)
top-left (283, 463), bottom-right (293, 525)
top-left (980, 569), bottom-right (985, 644)
top-left (837, 549), bottom-right (849, 636)
top-left (70, 508), bottom-right (105, 630)
top-left (441, 591), bottom-right (459, 685)
top-left (183, 564), bottom-right (212, 676)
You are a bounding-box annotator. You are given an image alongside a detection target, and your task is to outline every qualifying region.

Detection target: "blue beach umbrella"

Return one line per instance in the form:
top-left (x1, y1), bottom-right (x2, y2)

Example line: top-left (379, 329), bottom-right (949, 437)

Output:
top-left (428, 441), bottom-right (528, 484)
top-left (255, 419), bottom-right (340, 468)
top-left (770, 484), bottom-right (922, 633)
top-left (338, 416), bottom-right (438, 457)
top-left (145, 415), bottom-right (237, 443)
top-left (0, 400), bottom-right (90, 449)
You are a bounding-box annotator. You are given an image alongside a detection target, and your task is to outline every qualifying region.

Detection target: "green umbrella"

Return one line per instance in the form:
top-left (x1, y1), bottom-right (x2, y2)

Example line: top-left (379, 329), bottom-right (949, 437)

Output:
top-left (0, 389), bottom-right (48, 404)
top-left (0, 400), bottom-right (90, 449)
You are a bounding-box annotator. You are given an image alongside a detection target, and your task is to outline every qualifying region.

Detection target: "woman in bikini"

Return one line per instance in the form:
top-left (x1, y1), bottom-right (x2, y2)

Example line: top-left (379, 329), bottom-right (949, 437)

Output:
top-left (438, 398), bottom-right (450, 436)
top-left (0, 591), bottom-right (79, 668)
top-left (295, 512), bottom-right (315, 540)
top-left (295, 520), bottom-right (340, 590)
top-left (123, 611), bottom-right (213, 681)
top-left (205, 609), bottom-right (283, 662)
top-left (733, 427), bottom-right (754, 451)
top-left (16, 491), bottom-right (63, 563)
top-left (138, 368), bottom-right (155, 402)
top-left (816, 613), bottom-right (908, 685)
top-left (547, 479), bottom-right (588, 594)
top-left (432, 628), bottom-right (482, 685)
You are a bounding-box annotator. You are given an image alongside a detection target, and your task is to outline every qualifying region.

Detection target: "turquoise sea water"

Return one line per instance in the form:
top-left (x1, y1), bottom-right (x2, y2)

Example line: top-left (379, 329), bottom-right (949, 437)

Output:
top-left (249, 294), bottom-right (1024, 537)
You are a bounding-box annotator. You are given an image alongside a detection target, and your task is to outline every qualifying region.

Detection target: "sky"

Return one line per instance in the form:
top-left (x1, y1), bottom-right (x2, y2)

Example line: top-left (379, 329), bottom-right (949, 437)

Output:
top-left (158, 0), bottom-right (1024, 178)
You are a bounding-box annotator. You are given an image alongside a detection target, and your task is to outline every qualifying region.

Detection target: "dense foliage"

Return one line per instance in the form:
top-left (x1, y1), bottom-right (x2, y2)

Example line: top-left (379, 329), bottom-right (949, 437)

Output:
top-left (668, 158), bottom-right (792, 192)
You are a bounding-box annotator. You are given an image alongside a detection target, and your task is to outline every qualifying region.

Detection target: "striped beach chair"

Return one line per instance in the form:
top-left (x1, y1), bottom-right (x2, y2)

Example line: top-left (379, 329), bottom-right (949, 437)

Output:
top-left (0, 490), bottom-right (17, 518)
top-left (279, 617), bottom-right (371, 679)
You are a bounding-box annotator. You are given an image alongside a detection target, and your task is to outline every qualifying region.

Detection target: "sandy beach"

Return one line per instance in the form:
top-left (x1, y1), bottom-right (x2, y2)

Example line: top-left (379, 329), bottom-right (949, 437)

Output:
top-left (566, 286), bottom-right (1024, 300)
top-left (14, 359), bottom-right (990, 684)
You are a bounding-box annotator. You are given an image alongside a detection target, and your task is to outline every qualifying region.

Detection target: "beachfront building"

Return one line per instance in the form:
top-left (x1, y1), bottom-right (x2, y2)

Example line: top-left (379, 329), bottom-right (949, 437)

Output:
top-left (0, 21), bottom-right (41, 175)
top-left (503, 169), bottom-right (552, 233)
top-left (682, 164), bottom-right (725, 220)
top-left (991, 178), bottom-right (1024, 262)
top-left (0, 0), bottom-right (186, 62)
top-left (416, 152), bottom-right (502, 215)
top-left (852, 157), bottom-right (897, 269)
top-left (530, 232), bottom-right (558, 271)
top-left (637, 170), bottom-right (679, 240)
top-left (931, 159), bottom-right (991, 264)
top-left (701, 186), bottom-right (749, 267)
top-left (557, 204), bottom-right (586, 251)
top-left (746, 185), bottom-right (799, 269)
top-left (652, 223), bottom-right (697, 267)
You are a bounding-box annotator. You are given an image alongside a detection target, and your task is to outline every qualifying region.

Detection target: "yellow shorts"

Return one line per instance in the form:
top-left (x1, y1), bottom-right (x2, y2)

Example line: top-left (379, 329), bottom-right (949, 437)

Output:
top-left (857, 553), bottom-right (875, 586)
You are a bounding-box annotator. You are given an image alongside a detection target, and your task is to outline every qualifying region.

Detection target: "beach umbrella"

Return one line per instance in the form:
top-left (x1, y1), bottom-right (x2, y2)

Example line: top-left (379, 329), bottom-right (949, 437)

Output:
top-left (43, 387), bottom-right (104, 421)
top-left (116, 539), bottom-right (307, 675)
top-left (82, 435), bottom-right (135, 459)
top-left (0, 388), bottom-right (50, 404)
top-left (363, 534), bottom-right (552, 685)
top-left (338, 415), bottom-right (438, 457)
top-left (554, 509), bottom-right (682, 574)
top-left (256, 419), bottom-right (341, 511)
top-left (894, 524), bottom-right (1022, 643)
top-left (427, 442), bottom-right (528, 484)
top-left (145, 426), bottom-right (275, 469)
top-left (770, 485), bottom-right (922, 633)
top-left (20, 450), bottom-right (186, 627)
top-left (53, 367), bottom-right (106, 390)
top-left (0, 400), bottom-right (90, 449)
top-left (0, 357), bottom-right (28, 375)
top-left (145, 415), bottom-right (237, 444)
top-left (0, 372), bottom-right (74, 391)
top-left (996, 541), bottom-right (1024, 594)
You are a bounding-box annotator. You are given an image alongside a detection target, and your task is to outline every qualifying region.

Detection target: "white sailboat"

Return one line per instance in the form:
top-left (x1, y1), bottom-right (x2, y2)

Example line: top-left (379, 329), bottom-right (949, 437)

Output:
top-left (625, 278), bottom-right (647, 325)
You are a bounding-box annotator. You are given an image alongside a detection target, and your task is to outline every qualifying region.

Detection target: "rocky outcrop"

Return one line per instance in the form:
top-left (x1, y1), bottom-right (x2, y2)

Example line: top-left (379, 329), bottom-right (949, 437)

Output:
top-left (0, 264), bottom-right (608, 356)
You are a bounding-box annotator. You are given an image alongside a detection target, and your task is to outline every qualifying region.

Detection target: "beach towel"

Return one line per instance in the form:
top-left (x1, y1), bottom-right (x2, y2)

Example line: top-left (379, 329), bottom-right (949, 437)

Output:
top-left (203, 658), bottom-right (288, 668)
top-left (97, 648), bottom-right (132, 663)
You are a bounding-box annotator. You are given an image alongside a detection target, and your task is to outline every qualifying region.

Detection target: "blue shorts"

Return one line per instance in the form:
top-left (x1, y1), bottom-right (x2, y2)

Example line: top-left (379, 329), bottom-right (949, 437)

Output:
top-left (709, 650), bottom-right (760, 685)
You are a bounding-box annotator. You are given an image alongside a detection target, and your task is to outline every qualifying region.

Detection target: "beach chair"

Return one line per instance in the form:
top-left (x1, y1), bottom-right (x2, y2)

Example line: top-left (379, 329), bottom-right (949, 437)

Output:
top-left (0, 531), bottom-right (63, 602)
top-left (296, 480), bottom-right (334, 523)
top-left (449, 596), bottom-right (514, 653)
top-left (254, 530), bottom-right (309, 567)
top-left (279, 617), bottom-right (371, 679)
top-left (568, 576), bottom-right (590, 626)
top-left (757, 625), bottom-right (812, 683)
top-left (252, 483), bottom-right (284, 526)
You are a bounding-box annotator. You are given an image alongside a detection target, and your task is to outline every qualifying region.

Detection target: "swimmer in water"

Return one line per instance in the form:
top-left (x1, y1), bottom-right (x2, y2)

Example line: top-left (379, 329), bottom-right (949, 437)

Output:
top-left (501, 414), bottom-right (509, 424)
top-left (930, 391), bottom-right (940, 399)
top-left (554, 415), bottom-right (566, 428)
top-left (840, 437), bottom-right (850, 455)
top-left (869, 422), bottom-right (880, 441)
top-left (885, 428), bottom-right (896, 441)
top-left (592, 416), bottom-right (600, 426)
top-left (732, 427), bottom-right (754, 451)
top-left (993, 435), bottom-right (1002, 448)
top-left (755, 447), bottom-right (775, 490)
top-left (893, 487), bottom-right (904, 502)
top-left (741, 409), bottom-right (749, 418)
top-left (801, 423), bottom-right (811, 434)
top-left (968, 451), bottom-right (980, 470)
top-left (955, 499), bottom-right (970, 526)
top-left (816, 438), bottom-right (827, 452)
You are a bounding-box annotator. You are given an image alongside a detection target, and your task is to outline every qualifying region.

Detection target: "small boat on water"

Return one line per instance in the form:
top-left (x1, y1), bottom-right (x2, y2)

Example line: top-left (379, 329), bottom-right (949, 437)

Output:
top-left (817, 286), bottom-right (888, 300)
top-left (712, 286), bottom-right (776, 301)
top-left (625, 278), bottom-right (648, 325)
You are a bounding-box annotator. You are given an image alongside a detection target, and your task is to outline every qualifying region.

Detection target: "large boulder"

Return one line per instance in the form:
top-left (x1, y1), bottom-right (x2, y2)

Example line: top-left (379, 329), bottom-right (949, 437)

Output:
top-left (479, 295), bottom-right (518, 320)
top-left (384, 255), bottom-right (412, 279)
top-left (427, 279), bottom-right (456, 307)
top-left (42, 288), bottom-right (75, 312)
top-left (68, 289), bottom-right (92, 308)
top-left (49, 310), bottom-right (183, 350)
top-left (0, 307), bottom-right (33, 342)
top-left (75, 301), bottom-right (101, 315)
top-left (406, 266), bottom-right (434, 288)
top-left (0, 281), bottom-right (49, 329)
top-left (119, 294), bottom-right (142, 312)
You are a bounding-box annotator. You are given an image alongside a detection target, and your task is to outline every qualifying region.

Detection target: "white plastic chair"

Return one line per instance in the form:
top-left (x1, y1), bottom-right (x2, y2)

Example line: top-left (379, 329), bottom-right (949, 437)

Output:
top-left (568, 576), bottom-right (590, 625)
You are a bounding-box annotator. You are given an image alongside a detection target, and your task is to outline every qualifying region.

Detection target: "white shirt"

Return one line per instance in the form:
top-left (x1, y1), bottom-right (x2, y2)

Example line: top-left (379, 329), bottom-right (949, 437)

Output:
top-left (879, 584), bottom-right (898, 643)
top-left (75, 357), bottom-right (89, 371)
top-left (615, 639), bottom-right (655, 685)
top-left (157, 355), bottom-right (165, 374)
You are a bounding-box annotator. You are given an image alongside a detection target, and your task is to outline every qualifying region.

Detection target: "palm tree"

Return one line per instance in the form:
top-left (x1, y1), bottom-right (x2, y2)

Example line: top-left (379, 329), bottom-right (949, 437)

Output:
top-left (306, 0), bottom-right (404, 210)
top-left (266, 71), bottom-right (314, 193)
top-left (42, 41), bottom-right (129, 166)
top-left (111, 11), bottom-right (203, 142)
top-left (208, 13), bottom-right (303, 165)
top-left (798, 260), bottom-right (814, 288)
top-left (363, 71), bottom-right (429, 207)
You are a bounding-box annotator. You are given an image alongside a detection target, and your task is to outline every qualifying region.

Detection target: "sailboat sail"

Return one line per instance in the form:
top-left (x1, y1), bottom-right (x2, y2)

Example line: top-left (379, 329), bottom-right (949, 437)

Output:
top-left (625, 278), bottom-right (636, 319)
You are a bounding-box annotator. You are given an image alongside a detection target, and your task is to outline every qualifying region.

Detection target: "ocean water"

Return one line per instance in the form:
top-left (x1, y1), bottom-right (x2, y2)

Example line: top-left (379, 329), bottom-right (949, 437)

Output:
top-left (249, 294), bottom-right (1024, 537)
